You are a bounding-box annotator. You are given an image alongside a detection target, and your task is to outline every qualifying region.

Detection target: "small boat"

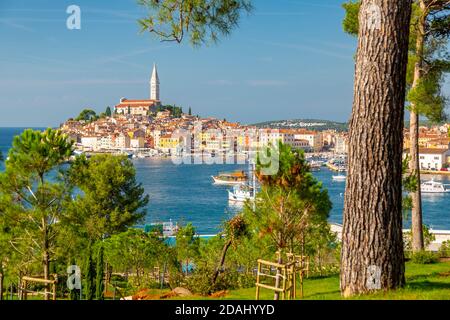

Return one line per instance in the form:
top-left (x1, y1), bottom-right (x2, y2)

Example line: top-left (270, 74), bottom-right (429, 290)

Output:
top-left (421, 180), bottom-right (450, 193)
top-left (145, 220), bottom-right (179, 237)
top-left (332, 175), bottom-right (346, 181)
top-left (212, 171), bottom-right (248, 185)
top-left (228, 184), bottom-right (254, 202)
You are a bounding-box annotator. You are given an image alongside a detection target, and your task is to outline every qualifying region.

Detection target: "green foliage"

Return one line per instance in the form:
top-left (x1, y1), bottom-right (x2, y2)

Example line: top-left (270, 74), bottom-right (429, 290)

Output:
top-left (187, 265), bottom-right (253, 295)
top-left (104, 229), bottom-right (169, 288)
top-left (342, 0), bottom-right (360, 36)
top-left (64, 154), bottom-right (149, 242)
top-left (137, 0), bottom-right (253, 46)
top-left (342, 0), bottom-right (449, 122)
top-left (176, 223), bottom-right (200, 274)
top-left (0, 128), bottom-right (73, 277)
top-left (185, 234), bottom-right (256, 295)
top-left (438, 240), bottom-right (450, 258)
top-left (156, 105), bottom-right (183, 118)
top-left (76, 109), bottom-right (98, 122)
top-left (247, 142), bottom-right (332, 257)
top-left (95, 245), bottom-right (105, 300)
top-left (402, 156), bottom-right (419, 214)
top-left (410, 250), bottom-right (438, 264)
top-left (105, 106), bottom-right (112, 117)
top-left (404, 225), bottom-right (436, 253)
top-left (408, 69), bottom-right (448, 123)
top-left (188, 107), bottom-right (192, 116)
top-left (84, 245), bottom-right (96, 300)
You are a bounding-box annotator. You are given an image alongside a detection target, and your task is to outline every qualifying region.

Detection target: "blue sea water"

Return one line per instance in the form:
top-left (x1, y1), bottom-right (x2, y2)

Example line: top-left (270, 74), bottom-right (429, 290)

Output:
top-left (1, 128), bottom-right (450, 234)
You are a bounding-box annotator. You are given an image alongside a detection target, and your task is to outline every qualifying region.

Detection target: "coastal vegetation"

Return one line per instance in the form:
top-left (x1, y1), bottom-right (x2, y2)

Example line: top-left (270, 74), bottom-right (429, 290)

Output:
top-left (135, 0), bottom-right (449, 296)
top-left (0, 128), bottom-right (150, 300)
top-left (0, 0), bottom-right (449, 302)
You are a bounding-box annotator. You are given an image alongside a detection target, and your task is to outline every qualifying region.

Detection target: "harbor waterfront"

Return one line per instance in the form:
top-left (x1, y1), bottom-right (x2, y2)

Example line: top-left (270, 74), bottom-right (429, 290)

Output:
top-left (2, 127), bottom-right (450, 235)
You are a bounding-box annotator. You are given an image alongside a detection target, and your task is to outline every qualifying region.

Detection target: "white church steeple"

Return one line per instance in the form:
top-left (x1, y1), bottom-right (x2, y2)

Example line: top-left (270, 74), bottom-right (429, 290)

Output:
top-left (150, 63), bottom-right (160, 101)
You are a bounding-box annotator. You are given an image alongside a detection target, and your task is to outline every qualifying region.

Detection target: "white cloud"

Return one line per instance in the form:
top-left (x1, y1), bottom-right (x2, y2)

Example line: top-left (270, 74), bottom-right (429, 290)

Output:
top-left (247, 80), bottom-right (289, 87)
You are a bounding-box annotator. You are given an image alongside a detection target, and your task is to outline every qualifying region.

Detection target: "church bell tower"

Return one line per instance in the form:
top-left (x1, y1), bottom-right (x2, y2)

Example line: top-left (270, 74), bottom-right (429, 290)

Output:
top-left (150, 63), bottom-right (160, 101)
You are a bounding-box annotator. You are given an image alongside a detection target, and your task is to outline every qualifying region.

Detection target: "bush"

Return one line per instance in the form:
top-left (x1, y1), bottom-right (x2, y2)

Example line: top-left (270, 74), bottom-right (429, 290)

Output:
top-left (410, 251), bottom-right (438, 264)
top-left (185, 266), bottom-right (255, 296)
top-left (438, 240), bottom-right (450, 258)
top-left (404, 225), bottom-right (436, 252)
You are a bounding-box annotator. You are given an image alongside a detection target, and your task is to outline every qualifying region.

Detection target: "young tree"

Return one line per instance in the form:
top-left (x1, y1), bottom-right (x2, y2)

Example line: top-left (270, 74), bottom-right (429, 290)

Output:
top-left (406, 0), bottom-right (449, 251)
top-left (340, 0), bottom-right (412, 296)
top-left (105, 106), bottom-right (112, 117)
top-left (176, 223), bottom-right (200, 275)
top-left (76, 109), bottom-right (98, 122)
top-left (63, 154), bottom-right (149, 242)
top-left (104, 229), bottom-right (166, 287)
top-left (84, 245), bottom-right (96, 300)
top-left (95, 245), bottom-right (105, 300)
top-left (0, 129), bottom-right (73, 300)
top-left (245, 143), bottom-right (332, 299)
top-left (188, 107), bottom-right (192, 116)
top-left (211, 215), bottom-right (249, 285)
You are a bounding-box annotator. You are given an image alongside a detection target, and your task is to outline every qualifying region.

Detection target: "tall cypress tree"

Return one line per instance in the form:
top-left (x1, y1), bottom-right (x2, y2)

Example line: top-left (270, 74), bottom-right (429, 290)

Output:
top-left (95, 245), bottom-right (105, 300)
top-left (84, 246), bottom-right (95, 300)
top-left (105, 106), bottom-right (112, 117)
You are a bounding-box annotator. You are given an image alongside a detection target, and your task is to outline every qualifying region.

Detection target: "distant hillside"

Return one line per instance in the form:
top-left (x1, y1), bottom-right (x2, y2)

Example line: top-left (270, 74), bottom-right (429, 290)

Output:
top-left (250, 119), bottom-right (348, 132)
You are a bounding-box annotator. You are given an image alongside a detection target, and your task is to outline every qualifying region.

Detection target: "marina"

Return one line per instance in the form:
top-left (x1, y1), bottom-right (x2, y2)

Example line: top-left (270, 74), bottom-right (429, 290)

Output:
top-left (2, 128), bottom-right (450, 235)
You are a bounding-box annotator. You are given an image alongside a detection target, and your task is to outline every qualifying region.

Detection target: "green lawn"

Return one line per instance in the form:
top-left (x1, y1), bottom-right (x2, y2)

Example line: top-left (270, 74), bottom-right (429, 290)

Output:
top-left (223, 261), bottom-right (450, 300)
top-left (140, 261), bottom-right (450, 300)
top-left (15, 261), bottom-right (450, 300)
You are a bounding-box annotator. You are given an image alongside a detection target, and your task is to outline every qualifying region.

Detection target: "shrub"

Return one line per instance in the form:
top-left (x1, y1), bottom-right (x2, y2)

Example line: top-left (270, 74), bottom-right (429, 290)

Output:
top-left (404, 225), bottom-right (436, 253)
top-left (185, 266), bottom-right (255, 296)
top-left (438, 240), bottom-right (450, 258)
top-left (410, 251), bottom-right (438, 264)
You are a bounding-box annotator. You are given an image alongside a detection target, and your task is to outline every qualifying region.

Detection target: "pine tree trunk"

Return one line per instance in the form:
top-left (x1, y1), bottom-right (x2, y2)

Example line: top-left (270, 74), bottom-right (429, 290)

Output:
top-left (340, 0), bottom-right (412, 297)
top-left (212, 239), bottom-right (232, 285)
top-left (409, 0), bottom-right (427, 252)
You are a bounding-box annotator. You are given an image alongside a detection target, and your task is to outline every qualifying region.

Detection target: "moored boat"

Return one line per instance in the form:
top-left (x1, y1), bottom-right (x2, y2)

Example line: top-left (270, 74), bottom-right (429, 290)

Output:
top-left (212, 171), bottom-right (248, 185)
top-left (332, 174), bottom-right (346, 181)
top-left (228, 184), bottom-right (254, 202)
top-left (421, 180), bottom-right (450, 193)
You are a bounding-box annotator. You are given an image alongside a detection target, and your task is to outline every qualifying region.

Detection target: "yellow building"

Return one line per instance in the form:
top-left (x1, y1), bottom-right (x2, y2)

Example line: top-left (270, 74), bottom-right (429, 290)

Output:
top-left (158, 135), bottom-right (182, 153)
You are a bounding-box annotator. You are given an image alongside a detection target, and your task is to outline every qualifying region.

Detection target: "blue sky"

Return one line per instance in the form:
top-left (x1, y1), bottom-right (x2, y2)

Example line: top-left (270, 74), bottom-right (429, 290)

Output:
top-left (0, 0), bottom-right (448, 127)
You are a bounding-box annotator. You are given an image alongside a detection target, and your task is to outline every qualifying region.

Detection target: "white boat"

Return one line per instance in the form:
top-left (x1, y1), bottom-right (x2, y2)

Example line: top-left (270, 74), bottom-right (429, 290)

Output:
top-left (212, 171), bottom-right (248, 185)
top-left (332, 175), bottom-right (346, 181)
top-left (228, 184), bottom-right (254, 202)
top-left (421, 180), bottom-right (450, 193)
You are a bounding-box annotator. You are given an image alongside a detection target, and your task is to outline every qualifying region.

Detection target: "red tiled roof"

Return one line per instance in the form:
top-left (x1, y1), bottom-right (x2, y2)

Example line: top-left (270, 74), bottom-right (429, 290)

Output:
top-left (115, 99), bottom-right (159, 108)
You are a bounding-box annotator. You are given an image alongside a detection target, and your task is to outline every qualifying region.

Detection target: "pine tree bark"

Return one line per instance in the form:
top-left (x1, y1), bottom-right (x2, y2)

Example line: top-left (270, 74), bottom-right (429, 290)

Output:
top-left (212, 239), bottom-right (232, 286)
top-left (409, 0), bottom-right (427, 253)
top-left (340, 0), bottom-right (412, 297)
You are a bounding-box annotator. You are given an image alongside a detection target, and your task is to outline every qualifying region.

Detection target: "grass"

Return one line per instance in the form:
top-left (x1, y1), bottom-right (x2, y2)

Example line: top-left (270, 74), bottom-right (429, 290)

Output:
top-left (159, 261), bottom-right (450, 300)
top-left (8, 261), bottom-right (450, 300)
top-left (229, 261), bottom-right (450, 300)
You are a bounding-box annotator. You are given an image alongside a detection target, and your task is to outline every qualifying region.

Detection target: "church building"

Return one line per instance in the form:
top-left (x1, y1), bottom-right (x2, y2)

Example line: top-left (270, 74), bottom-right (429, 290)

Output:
top-left (115, 64), bottom-right (161, 116)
